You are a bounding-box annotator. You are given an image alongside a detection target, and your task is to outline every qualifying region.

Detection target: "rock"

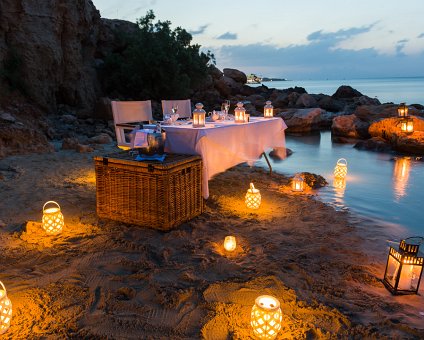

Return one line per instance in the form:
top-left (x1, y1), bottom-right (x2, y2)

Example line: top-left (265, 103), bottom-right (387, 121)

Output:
top-left (61, 137), bottom-right (80, 150)
top-left (317, 95), bottom-right (345, 113)
top-left (0, 220), bottom-right (6, 228)
top-left (272, 92), bottom-right (289, 108)
top-left (214, 78), bottom-right (232, 97)
top-left (354, 104), bottom-right (397, 123)
top-left (0, 0), bottom-right (103, 113)
top-left (223, 68), bottom-right (247, 84)
top-left (245, 94), bottom-right (266, 109)
top-left (298, 172), bottom-right (328, 189)
top-left (355, 96), bottom-right (381, 106)
top-left (208, 65), bottom-right (223, 80)
top-left (76, 144), bottom-right (94, 153)
top-left (332, 85), bottom-right (363, 99)
top-left (395, 131), bottom-right (424, 155)
top-left (0, 112), bottom-right (16, 123)
top-left (354, 137), bottom-right (393, 152)
top-left (89, 133), bottom-right (113, 144)
top-left (287, 92), bottom-right (301, 107)
top-left (331, 114), bottom-right (370, 139)
top-left (282, 108), bottom-right (330, 133)
top-left (295, 93), bottom-right (318, 108)
top-left (239, 85), bottom-right (258, 97)
top-left (61, 114), bottom-right (78, 124)
top-left (93, 97), bottom-right (113, 120)
top-left (269, 147), bottom-right (292, 162)
top-left (116, 287), bottom-right (136, 300)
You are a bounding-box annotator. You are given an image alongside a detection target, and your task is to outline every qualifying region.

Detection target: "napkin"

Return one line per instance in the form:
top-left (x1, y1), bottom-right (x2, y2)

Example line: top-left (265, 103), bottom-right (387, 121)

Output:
top-left (135, 154), bottom-right (167, 162)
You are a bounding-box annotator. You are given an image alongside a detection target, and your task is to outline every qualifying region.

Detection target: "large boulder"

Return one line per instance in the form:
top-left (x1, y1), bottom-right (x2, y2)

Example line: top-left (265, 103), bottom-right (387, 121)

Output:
top-left (332, 114), bottom-right (370, 139)
top-left (395, 132), bottom-right (424, 154)
top-left (223, 68), bottom-right (247, 84)
top-left (317, 95), bottom-right (345, 113)
top-left (295, 93), bottom-right (318, 108)
top-left (0, 0), bottom-right (103, 113)
top-left (281, 108), bottom-right (331, 133)
top-left (332, 85), bottom-right (363, 99)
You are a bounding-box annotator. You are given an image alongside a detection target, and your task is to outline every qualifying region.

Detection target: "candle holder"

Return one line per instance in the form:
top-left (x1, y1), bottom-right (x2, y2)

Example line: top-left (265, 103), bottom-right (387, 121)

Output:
top-left (193, 103), bottom-right (206, 128)
top-left (0, 281), bottom-right (12, 335)
top-left (397, 103), bottom-right (408, 118)
top-left (245, 183), bottom-right (261, 209)
top-left (264, 101), bottom-right (274, 118)
top-left (334, 158), bottom-right (348, 179)
top-left (234, 102), bottom-right (246, 123)
top-left (223, 236), bottom-right (237, 252)
top-left (251, 295), bottom-right (282, 339)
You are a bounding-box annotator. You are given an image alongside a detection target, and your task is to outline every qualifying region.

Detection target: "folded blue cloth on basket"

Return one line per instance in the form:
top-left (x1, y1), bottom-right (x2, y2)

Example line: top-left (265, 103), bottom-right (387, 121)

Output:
top-left (135, 154), bottom-right (167, 162)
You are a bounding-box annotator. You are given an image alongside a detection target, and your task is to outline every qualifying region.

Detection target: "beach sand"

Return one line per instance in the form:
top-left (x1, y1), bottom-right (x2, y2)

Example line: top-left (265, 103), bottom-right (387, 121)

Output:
top-left (0, 144), bottom-right (423, 339)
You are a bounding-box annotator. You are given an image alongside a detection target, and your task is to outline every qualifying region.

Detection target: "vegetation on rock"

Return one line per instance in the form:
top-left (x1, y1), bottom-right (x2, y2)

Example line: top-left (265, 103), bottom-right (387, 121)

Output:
top-left (100, 10), bottom-right (215, 100)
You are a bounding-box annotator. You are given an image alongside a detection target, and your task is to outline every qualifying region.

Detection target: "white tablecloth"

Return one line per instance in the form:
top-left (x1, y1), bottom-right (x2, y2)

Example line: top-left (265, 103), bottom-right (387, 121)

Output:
top-left (162, 117), bottom-right (287, 198)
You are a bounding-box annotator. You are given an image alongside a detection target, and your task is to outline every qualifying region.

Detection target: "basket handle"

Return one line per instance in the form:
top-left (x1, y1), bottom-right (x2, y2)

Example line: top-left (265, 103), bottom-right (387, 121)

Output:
top-left (0, 281), bottom-right (6, 295)
top-left (337, 158), bottom-right (347, 166)
top-left (43, 201), bottom-right (61, 212)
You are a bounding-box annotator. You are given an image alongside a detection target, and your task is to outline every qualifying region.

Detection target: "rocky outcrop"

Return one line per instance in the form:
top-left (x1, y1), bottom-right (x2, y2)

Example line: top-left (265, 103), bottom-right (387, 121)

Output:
top-left (223, 68), bottom-right (247, 84)
top-left (0, 0), bottom-right (104, 114)
top-left (332, 85), bottom-right (363, 99)
top-left (332, 114), bottom-right (370, 139)
top-left (281, 108), bottom-right (334, 133)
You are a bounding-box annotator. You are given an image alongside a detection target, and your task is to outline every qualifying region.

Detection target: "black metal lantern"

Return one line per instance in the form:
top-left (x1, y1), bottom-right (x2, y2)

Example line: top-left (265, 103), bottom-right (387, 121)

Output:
top-left (397, 103), bottom-right (408, 118)
top-left (383, 237), bottom-right (423, 295)
top-left (400, 117), bottom-right (414, 134)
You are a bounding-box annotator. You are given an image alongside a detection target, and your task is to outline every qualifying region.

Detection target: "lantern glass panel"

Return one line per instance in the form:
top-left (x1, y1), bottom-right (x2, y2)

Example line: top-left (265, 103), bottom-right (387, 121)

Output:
top-left (384, 251), bottom-right (401, 287)
top-left (398, 263), bottom-right (421, 291)
top-left (234, 102), bottom-right (246, 123)
top-left (193, 103), bottom-right (206, 128)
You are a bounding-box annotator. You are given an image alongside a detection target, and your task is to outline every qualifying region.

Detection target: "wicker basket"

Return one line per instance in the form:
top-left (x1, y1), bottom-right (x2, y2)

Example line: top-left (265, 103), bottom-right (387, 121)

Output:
top-left (94, 152), bottom-right (204, 230)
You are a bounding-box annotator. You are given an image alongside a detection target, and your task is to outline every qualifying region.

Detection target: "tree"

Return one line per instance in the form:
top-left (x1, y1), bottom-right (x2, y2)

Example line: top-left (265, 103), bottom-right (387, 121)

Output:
top-left (100, 10), bottom-right (214, 100)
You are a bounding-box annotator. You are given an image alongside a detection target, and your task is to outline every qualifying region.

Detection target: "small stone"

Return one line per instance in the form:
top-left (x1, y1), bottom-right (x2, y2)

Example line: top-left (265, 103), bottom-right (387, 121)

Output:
top-left (25, 221), bottom-right (44, 235)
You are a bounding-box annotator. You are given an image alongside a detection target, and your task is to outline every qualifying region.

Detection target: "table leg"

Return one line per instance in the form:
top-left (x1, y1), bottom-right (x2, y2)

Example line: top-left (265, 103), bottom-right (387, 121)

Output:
top-left (262, 152), bottom-right (272, 175)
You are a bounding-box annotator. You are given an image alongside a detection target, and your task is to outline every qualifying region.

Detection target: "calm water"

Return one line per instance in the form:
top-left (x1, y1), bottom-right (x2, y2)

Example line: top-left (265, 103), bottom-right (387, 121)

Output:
top-left (261, 77), bottom-right (424, 105)
top-left (257, 131), bottom-right (424, 236)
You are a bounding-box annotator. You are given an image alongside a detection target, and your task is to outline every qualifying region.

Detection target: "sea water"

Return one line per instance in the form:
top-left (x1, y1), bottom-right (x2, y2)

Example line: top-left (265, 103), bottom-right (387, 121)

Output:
top-left (261, 77), bottom-right (424, 105)
top-left (256, 131), bottom-right (424, 237)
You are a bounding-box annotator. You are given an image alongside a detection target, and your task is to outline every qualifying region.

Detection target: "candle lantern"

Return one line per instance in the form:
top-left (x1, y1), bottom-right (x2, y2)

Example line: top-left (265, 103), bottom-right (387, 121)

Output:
top-left (245, 183), bottom-right (261, 209)
top-left (334, 158), bottom-right (348, 179)
top-left (192, 103), bottom-right (206, 128)
top-left (291, 174), bottom-right (304, 192)
top-left (251, 295), bottom-right (282, 340)
top-left (0, 281), bottom-right (12, 335)
top-left (400, 117), bottom-right (414, 134)
top-left (234, 102), bottom-right (246, 123)
top-left (223, 236), bottom-right (237, 252)
top-left (397, 103), bottom-right (408, 118)
top-left (264, 101), bottom-right (274, 118)
top-left (42, 201), bottom-right (64, 235)
top-left (333, 177), bottom-right (346, 190)
top-left (383, 237), bottom-right (423, 295)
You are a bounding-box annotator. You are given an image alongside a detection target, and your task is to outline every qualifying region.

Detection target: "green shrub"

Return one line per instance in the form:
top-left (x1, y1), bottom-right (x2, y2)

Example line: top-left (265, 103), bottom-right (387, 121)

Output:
top-left (100, 10), bottom-right (214, 100)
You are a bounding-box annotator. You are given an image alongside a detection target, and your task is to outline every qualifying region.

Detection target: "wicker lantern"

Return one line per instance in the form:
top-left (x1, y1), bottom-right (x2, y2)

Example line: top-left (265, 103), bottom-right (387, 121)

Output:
top-left (223, 236), bottom-right (237, 252)
top-left (291, 174), bottom-right (304, 192)
top-left (397, 103), bottom-right (408, 118)
top-left (264, 101), bottom-right (274, 118)
top-left (383, 237), bottom-right (423, 295)
top-left (251, 295), bottom-right (282, 339)
top-left (234, 102), bottom-right (246, 123)
top-left (245, 183), bottom-right (261, 209)
top-left (400, 117), bottom-right (414, 134)
top-left (334, 158), bottom-right (348, 179)
top-left (42, 201), bottom-right (64, 235)
top-left (0, 281), bottom-right (12, 335)
top-left (193, 103), bottom-right (206, 128)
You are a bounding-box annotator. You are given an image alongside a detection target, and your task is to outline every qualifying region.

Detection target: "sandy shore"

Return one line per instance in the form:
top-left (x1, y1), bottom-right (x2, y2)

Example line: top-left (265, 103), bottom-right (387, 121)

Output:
top-left (0, 144), bottom-right (423, 339)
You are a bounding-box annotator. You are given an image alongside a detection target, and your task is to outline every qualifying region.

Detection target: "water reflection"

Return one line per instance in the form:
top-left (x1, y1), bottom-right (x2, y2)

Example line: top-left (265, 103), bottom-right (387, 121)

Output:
top-left (333, 177), bottom-right (347, 208)
top-left (392, 157), bottom-right (411, 200)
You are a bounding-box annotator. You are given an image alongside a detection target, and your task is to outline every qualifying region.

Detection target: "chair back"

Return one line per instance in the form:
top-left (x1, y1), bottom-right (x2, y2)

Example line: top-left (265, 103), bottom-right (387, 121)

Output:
top-left (161, 99), bottom-right (192, 119)
top-left (111, 100), bottom-right (153, 149)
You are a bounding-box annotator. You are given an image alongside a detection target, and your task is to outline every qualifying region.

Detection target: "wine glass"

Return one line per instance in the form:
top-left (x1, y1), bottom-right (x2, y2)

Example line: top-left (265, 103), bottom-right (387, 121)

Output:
top-left (172, 104), bottom-right (178, 114)
top-left (222, 100), bottom-right (230, 120)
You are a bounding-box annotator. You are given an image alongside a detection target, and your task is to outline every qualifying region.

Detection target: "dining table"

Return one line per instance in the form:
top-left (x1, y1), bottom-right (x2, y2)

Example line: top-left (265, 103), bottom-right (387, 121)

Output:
top-left (162, 116), bottom-right (288, 199)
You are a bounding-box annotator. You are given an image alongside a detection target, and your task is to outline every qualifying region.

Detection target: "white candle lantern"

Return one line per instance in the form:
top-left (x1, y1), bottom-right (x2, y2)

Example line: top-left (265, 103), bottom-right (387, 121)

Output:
top-left (397, 103), bottom-right (408, 118)
top-left (383, 237), bottom-right (423, 295)
top-left (251, 295), bottom-right (282, 339)
top-left (234, 102), bottom-right (246, 123)
top-left (245, 183), bottom-right (261, 209)
top-left (291, 174), bottom-right (304, 192)
top-left (400, 118), bottom-right (414, 134)
top-left (0, 281), bottom-right (12, 335)
top-left (334, 158), bottom-right (348, 179)
top-left (42, 201), bottom-right (64, 235)
top-left (223, 236), bottom-right (237, 252)
top-left (264, 101), bottom-right (274, 118)
top-left (192, 103), bottom-right (206, 128)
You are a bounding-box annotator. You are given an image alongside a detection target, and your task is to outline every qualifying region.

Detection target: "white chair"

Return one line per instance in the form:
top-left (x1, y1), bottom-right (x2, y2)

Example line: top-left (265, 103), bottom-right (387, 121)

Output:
top-left (111, 100), bottom-right (153, 149)
top-left (161, 99), bottom-right (192, 119)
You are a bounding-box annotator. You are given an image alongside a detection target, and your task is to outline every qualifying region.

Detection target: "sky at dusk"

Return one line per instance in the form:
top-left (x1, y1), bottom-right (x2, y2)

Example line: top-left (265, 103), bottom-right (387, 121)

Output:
top-left (93, 0), bottom-right (424, 80)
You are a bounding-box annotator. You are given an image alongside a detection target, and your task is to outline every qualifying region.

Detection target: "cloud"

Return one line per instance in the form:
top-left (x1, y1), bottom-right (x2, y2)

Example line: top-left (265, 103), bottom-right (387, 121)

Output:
top-left (189, 24), bottom-right (209, 35)
top-left (217, 32), bottom-right (238, 40)
top-left (307, 25), bottom-right (375, 43)
top-left (418, 33), bottom-right (424, 38)
top-left (207, 36), bottom-right (424, 80)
